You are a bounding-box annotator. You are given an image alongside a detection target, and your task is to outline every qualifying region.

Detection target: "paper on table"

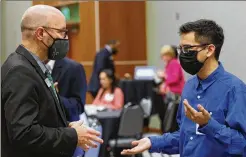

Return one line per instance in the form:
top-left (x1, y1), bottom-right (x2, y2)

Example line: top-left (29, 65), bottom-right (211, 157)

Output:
top-left (84, 105), bottom-right (107, 116)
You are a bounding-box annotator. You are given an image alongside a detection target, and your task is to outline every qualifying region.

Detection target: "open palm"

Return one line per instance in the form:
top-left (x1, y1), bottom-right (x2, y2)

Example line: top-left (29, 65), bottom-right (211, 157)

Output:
top-left (121, 138), bottom-right (151, 155)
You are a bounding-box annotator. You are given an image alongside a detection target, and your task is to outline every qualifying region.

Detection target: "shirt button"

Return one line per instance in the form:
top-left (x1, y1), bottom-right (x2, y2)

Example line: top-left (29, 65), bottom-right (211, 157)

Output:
top-left (190, 136), bottom-right (193, 140)
top-left (197, 95), bottom-right (201, 99)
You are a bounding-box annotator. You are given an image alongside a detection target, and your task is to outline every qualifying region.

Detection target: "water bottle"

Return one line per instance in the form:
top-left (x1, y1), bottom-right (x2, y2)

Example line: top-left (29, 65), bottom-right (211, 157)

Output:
top-left (84, 118), bottom-right (102, 157)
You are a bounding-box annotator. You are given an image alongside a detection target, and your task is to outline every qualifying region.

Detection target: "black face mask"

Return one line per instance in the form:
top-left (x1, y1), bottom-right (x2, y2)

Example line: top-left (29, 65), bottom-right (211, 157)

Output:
top-left (43, 30), bottom-right (69, 60)
top-left (111, 48), bottom-right (118, 55)
top-left (179, 49), bottom-right (207, 75)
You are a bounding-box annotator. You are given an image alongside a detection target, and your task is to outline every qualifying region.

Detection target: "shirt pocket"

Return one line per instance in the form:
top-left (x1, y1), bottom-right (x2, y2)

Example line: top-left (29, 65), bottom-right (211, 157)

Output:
top-left (210, 110), bottom-right (226, 124)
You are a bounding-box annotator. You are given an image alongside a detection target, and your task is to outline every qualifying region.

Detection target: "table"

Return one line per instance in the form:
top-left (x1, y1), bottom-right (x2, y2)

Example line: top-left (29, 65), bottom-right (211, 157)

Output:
top-left (84, 106), bottom-right (122, 157)
top-left (118, 79), bottom-right (165, 115)
top-left (97, 110), bottom-right (122, 119)
top-left (118, 79), bottom-right (153, 105)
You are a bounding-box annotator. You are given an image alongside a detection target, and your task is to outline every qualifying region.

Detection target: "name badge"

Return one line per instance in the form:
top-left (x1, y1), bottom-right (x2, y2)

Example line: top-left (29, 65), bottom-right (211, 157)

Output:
top-left (196, 112), bottom-right (212, 135)
top-left (45, 78), bottom-right (51, 88)
top-left (104, 93), bottom-right (114, 102)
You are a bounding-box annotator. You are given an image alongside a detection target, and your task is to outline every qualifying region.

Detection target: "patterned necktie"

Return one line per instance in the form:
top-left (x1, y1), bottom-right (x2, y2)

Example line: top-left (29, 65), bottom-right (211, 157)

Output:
top-left (45, 70), bottom-right (59, 102)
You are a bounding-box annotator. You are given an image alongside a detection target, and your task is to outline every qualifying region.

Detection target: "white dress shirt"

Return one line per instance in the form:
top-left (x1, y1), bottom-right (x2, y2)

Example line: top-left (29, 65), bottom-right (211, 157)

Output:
top-left (105, 45), bottom-right (112, 53)
top-left (46, 60), bottom-right (55, 74)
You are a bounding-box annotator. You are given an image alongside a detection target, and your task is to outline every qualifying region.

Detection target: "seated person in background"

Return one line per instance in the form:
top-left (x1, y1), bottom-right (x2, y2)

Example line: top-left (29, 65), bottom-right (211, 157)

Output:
top-left (93, 69), bottom-right (124, 110)
top-left (158, 45), bottom-right (185, 95)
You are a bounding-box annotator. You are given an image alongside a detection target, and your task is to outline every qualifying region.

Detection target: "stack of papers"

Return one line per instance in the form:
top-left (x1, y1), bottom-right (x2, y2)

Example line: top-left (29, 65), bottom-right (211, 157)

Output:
top-left (84, 105), bottom-right (107, 116)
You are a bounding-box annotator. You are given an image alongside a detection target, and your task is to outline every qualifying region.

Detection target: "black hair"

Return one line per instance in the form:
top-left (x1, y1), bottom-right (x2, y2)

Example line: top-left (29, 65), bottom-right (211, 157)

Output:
top-left (179, 19), bottom-right (224, 60)
top-left (107, 40), bottom-right (119, 45)
top-left (99, 69), bottom-right (117, 100)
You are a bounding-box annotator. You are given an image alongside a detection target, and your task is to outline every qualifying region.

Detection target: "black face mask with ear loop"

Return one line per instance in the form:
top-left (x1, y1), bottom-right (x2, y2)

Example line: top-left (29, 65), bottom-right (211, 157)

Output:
top-left (179, 48), bottom-right (208, 75)
top-left (42, 29), bottom-right (69, 60)
top-left (47, 38), bottom-right (69, 60)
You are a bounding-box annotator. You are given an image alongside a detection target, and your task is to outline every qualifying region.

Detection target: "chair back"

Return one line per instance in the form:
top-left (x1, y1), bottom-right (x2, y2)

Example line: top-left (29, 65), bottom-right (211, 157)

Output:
top-left (140, 98), bottom-right (152, 118)
top-left (118, 105), bottom-right (144, 137)
top-left (162, 101), bottom-right (179, 133)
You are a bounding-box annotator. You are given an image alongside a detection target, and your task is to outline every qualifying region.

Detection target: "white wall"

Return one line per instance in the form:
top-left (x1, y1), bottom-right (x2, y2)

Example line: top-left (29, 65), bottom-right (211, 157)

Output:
top-left (146, 1), bottom-right (246, 82)
top-left (1, 2), bottom-right (5, 64)
top-left (1, 1), bottom-right (32, 62)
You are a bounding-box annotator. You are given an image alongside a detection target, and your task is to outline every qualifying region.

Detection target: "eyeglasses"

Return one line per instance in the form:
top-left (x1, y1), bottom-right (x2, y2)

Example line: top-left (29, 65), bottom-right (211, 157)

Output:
top-left (43, 26), bottom-right (68, 39)
top-left (177, 44), bottom-right (210, 54)
top-left (22, 26), bottom-right (68, 39)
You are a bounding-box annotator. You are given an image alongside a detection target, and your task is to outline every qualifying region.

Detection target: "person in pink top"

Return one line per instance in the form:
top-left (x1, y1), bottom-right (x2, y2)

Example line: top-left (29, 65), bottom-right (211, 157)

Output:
top-left (93, 69), bottom-right (124, 110)
top-left (156, 45), bottom-right (185, 132)
top-left (158, 45), bottom-right (185, 95)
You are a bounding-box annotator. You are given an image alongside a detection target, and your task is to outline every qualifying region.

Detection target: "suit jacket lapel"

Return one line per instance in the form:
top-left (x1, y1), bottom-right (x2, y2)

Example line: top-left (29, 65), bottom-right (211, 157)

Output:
top-left (16, 45), bottom-right (67, 126)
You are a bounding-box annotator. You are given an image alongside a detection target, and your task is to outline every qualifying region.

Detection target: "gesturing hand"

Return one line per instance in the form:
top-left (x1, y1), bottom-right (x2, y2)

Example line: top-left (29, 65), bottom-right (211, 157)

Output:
top-left (121, 138), bottom-right (151, 155)
top-left (183, 99), bottom-right (211, 126)
top-left (69, 121), bottom-right (103, 151)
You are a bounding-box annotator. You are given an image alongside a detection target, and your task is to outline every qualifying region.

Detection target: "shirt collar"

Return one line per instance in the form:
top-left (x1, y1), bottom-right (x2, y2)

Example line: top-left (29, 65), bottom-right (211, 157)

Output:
top-left (194, 62), bottom-right (224, 90)
top-left (105, 45), bottom-right (112, 53)
top-left (29, 52), bottom-right (48, 74)
top-left (46, 60), bottom-right (56, 74)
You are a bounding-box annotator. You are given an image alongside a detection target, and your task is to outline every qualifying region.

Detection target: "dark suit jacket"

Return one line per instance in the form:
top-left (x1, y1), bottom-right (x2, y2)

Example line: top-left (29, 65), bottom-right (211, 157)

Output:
top-left (52, 57), bottom-right (87, 122)
top-left (88, 48), bottom-right (115, 95)
top-left (1, 45), bottom-right (78, 157)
